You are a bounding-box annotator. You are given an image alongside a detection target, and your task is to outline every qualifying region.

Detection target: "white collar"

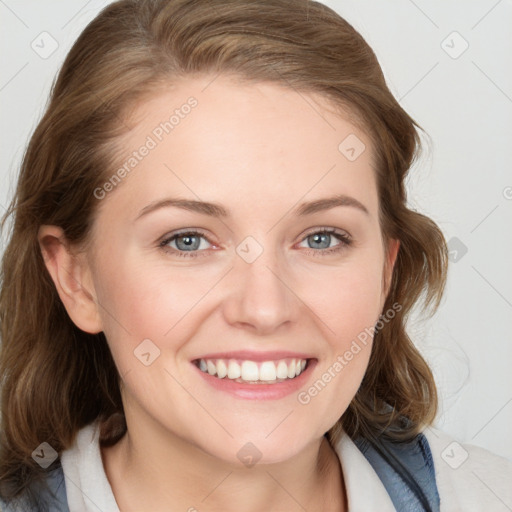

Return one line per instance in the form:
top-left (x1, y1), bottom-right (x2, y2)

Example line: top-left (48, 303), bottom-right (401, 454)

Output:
top-left (61, 421), bottom-right (120, 512)
top-left (61, 421), bottom-right (395, 512)
top-left (333, 431), bottom-right (396, 511)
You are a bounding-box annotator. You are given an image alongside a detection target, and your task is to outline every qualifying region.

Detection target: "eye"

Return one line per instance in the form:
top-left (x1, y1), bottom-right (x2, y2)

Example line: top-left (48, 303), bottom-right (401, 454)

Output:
top-left (298, 228), bottom-right (352, 256)
top-left (159, 230), bottom-right (214, 258)
top-left (159, 227), bottom-right (352, 259)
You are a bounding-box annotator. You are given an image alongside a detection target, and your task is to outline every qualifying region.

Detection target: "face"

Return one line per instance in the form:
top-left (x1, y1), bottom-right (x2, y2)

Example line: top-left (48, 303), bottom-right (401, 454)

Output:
top-left (81, 75), bottom-right (397, 465)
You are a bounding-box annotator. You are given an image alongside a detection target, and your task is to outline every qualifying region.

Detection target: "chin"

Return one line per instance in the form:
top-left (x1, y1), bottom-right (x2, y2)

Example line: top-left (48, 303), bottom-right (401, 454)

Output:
top-left (197, 430), bottom-right (314, 468)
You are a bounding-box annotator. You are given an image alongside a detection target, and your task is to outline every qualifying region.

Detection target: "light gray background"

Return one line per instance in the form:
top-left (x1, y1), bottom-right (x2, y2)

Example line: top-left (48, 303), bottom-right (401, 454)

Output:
top-left (1, 0), bottom-right (511, 463)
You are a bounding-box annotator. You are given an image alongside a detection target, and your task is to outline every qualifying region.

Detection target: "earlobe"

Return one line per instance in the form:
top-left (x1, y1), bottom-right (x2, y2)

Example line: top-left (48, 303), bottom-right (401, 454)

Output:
top-left (38, 225), bottom-right (103, 334)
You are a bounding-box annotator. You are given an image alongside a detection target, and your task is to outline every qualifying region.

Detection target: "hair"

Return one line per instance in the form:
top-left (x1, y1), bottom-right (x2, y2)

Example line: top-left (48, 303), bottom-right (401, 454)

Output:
top-left (0, 0), bottom-right (448, 507)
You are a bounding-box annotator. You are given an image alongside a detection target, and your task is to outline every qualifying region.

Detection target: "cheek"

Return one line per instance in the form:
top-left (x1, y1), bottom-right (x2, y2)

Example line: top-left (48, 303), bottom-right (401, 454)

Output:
top-left (298, 255), bottom-right (384, 346)
top-left (293, 254), bottom-right (384, 423)
top-left (92, 256), bottom-right (218, 363)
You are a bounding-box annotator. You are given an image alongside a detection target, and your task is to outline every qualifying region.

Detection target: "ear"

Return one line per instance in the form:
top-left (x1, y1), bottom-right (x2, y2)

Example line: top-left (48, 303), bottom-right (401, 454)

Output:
top-left (381, 237), bottom-right (400, 307)
top-left (38, 225), bottom-right (103, 334)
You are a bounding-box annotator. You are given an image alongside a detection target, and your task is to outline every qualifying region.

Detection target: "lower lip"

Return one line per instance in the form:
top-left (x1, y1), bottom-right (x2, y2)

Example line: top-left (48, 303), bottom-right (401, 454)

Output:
top-left (193, 360), bottom-right (317, 400)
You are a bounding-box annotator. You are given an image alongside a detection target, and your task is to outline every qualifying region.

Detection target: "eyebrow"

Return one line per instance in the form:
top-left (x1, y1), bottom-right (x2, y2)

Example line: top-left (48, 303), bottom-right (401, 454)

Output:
top-left (135, 193), bottom-right (369, 221)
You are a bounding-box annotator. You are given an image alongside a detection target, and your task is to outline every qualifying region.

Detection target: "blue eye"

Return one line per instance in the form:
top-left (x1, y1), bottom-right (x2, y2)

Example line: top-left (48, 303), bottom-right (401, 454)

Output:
top-left (159, 228), bottom-right (352, 258)
top-left (299, 228), bottom-right (352, 256)
top-left (160, 230), bottom-right (213, 258)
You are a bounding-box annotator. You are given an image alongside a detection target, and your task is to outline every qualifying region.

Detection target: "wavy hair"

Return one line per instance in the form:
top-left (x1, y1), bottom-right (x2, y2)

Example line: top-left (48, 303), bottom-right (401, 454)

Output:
top-left (0, 0), bottom-right (447, 504)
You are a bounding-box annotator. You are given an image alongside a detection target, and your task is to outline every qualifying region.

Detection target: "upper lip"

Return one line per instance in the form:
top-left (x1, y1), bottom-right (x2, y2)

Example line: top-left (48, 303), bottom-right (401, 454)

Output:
top-left (192, 350), bottom-right (315, 362)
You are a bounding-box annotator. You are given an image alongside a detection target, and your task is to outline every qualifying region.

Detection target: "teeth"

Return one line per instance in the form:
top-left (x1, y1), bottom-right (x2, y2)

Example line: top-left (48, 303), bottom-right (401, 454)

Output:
top-left (217, 359), bottom-right (227, 378)
top-left (259, 361), bottom-right (277, 381)
top-left (276, 361), bottom-right (288, 379)
top-left (207, 360), bottom-right (216, 375)
top-left (227, 360), bottom-right (241, 379)
top-left (196, 357), bottom-right (309, 383)
top-left (241, 361), bottom-right (259, 381)
top-left (287, 360), bottom-right (296, 379)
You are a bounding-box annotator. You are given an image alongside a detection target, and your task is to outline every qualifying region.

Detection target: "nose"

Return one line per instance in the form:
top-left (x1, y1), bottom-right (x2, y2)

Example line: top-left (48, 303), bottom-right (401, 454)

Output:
top-left (222, 243), bottom-right (298, 335)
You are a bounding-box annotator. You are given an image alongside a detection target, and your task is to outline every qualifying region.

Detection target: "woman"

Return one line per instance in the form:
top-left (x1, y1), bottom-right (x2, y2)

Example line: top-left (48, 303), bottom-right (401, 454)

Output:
top-left (1, 0), bottom-right (510, 510)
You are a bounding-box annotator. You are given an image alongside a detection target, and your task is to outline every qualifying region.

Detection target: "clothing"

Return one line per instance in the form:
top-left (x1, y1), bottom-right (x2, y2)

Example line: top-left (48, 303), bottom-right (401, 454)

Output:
top-left (59, 421), bottom-right (437, 512)
top-left (1, 420), bottom-right (511, 511)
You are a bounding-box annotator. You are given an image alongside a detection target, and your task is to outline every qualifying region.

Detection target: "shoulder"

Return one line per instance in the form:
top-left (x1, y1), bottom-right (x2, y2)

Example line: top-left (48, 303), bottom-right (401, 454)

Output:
top-left (352, 429), bottom-right (440, 511)
top-left (423, 427), bottom-right (512, 511)
top-left (0, 464), bottom-right (69, 512)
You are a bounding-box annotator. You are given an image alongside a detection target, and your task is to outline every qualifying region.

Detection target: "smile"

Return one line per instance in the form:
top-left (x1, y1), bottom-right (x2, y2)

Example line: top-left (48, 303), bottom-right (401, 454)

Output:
top-left (194, 357), bottom-right (309, 384)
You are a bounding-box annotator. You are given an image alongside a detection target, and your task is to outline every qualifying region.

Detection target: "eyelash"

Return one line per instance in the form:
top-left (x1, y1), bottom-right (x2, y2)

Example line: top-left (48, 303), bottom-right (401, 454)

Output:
top-left (159, 228), bottom-right (352, 259)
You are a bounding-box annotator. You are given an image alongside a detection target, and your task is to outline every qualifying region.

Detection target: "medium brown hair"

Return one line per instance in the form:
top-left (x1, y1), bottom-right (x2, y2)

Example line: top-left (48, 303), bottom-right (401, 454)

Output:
top-left (0, 0), bottom-right (447, 504)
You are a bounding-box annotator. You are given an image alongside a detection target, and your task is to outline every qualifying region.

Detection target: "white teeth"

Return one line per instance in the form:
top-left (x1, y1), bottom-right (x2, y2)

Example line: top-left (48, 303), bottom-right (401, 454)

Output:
top-left (259, 361), bottom-right (277, 381)
top-left (241, 361), bottom-right (259, 381)
top-left (276, 361), bottom-right (289, 379)
top-left (227, 360), bottom-right (241, 379)
top-left (287, 360), bottom-right (296, 379)
top-left (217, 359), bottom-right (228, 378)
top-left (196, 357), bottom-right (309, 383)
top-left (207, 360), bottom-right (217, 375)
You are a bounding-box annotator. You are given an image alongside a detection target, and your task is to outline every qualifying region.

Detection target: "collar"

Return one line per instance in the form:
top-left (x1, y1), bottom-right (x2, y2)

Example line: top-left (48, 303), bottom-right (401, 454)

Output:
top-left (61, 421), bottom-right (395, 511)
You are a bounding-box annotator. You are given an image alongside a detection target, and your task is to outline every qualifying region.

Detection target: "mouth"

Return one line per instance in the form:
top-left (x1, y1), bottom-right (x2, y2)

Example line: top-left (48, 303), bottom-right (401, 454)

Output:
top-left (193, 357), bottom-right (312, 385)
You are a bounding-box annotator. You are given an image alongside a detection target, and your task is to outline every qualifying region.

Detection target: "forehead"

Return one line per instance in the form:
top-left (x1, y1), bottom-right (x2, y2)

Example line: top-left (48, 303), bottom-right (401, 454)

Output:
top-left (101, 75), bottom-right (378, 220)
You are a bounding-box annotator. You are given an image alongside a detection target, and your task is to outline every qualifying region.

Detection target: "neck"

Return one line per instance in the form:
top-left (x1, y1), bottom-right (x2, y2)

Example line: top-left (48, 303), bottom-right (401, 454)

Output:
top-left (101, 413), bottom-right (346, 512)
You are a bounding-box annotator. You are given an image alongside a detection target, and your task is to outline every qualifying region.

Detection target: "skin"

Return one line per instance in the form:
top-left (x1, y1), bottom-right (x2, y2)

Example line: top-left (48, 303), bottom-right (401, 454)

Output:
top-left (39, 75), bottom-right (399, 512)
